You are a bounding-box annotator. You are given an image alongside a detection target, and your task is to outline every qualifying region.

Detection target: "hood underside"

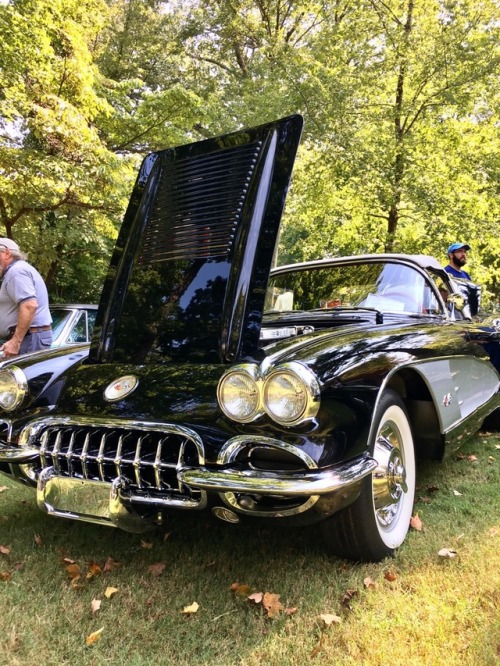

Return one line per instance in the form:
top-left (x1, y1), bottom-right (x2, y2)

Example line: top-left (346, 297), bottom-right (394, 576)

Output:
top-left (90, 115), bottom-right (303, 366)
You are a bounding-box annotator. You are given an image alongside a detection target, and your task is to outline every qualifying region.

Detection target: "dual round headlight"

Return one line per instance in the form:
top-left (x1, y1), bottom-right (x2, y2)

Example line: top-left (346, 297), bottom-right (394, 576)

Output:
top-left (0, 366), bottom-right (28, 411)
top-left (217, 362), bottom-right (320, 426)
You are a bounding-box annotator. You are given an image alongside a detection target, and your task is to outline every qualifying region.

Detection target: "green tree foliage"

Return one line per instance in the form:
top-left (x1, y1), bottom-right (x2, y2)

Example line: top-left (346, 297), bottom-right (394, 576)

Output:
top-left (0, 0), bottom-right (499, 301)
top-left (159, 0), bottom-right (500, 299)
top-left (0, 0), bottom-right (132, 299)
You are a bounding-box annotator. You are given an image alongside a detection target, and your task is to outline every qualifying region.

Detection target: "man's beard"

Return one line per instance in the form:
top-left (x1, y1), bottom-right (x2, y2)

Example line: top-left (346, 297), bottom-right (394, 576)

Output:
top-left (454, 255), bottom-right (467, 267)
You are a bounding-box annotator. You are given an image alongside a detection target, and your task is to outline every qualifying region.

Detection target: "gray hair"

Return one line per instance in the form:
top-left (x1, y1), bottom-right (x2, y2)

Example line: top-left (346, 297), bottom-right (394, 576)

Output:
top-left (6, 247), bottom-right (27, 261)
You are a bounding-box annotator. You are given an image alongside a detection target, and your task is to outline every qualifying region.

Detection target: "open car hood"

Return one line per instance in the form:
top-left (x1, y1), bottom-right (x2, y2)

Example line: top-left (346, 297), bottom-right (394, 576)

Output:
top-left (90, 115), bottom-right (303, 365)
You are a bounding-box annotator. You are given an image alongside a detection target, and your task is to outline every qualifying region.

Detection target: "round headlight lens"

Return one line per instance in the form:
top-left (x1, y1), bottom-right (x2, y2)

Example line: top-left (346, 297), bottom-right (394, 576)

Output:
top-left (217, 366), bottom-right (261, 422)
top-left (263, 363), bottom-right (320, 425)
top-left (0, 366), bottom-right (28, 411)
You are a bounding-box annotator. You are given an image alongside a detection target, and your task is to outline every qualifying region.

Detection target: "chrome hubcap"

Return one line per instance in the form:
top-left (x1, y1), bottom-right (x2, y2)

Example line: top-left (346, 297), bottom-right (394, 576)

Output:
top-left (372, 422), bottom-right (408, 528)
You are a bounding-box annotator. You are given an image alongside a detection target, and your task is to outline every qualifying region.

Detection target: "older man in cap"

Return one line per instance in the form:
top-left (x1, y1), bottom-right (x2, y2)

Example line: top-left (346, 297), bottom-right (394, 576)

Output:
top-left (445, 242), bottom-right (472, 280)
top-left (0, 238), bottom-right (52, 358)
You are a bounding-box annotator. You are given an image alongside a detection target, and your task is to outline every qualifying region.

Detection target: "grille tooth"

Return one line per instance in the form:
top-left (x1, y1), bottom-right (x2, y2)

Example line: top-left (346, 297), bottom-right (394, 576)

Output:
top-left (133, 437), bottom-right (143, 488)
top-left (114, 435), bottom-right (124, 478)
top-left (40, 430), bottom-right (50, 467)
top-left (154, 441), bottom-right (162, 489)
top-left (97, 434), bottom-right (106, 482)
top-left (66, 432), bottom-right (76, 477)
top-left (81, 433), bottom-right (91, 479)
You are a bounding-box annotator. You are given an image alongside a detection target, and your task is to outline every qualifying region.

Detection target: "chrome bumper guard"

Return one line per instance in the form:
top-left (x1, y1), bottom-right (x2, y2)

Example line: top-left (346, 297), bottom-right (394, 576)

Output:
top-left (0, 441), bottom-right (40, 463)
top-left (36, 467), bottom-right (207, 533)
top-left (178, 453), bottom-right (377, 496)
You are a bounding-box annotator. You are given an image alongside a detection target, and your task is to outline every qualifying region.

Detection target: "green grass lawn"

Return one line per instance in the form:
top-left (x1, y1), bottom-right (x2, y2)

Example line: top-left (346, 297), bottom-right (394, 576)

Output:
top-left (1, 432), bottom-right (499, 666)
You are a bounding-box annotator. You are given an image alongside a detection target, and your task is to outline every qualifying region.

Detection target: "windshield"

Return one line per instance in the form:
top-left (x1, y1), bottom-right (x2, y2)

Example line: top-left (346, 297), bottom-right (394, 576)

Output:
top-left (50, 308), bottom-right (97, 344)
top-left (266, 262), bottom-right (442, 315)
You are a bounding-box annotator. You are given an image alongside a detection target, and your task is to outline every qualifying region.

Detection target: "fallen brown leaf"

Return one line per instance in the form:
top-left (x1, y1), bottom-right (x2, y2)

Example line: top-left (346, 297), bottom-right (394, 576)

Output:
top-left (384, 570), bottom-right (397, 582)
top-left (262, 592), bottom-right (284, 618)
top-left (410, 513), bottom-right (424, 531)
top-left (104, 586), bottom-right (119, 599)
top-left (182, 601), bottom-right (199, 614)
top-left (70, 576), bottom-right (84, 590)
top-left (468, 454), bottom-right (478, 462)
top-left (102, 556), bottom-right (121, 572)
top-left (284, 607), bottom-right (298, 615)
top-left (231, 583), bottom-right (252, 597)
top-left (363, 576), bottom-right (377, 589)
top-left (34, 534), bottom-right (42, 547)
top-left (141, 540), bottom-right (153, 550)
top-left (0, 572), bottom-right (11, 581)
top-left (0, 545), bottom-right (11, 556)
top-left (341, 589), bottom-right (359, 608)
top-left (86, 562), bottom-right (102, 580)
top-left (248, 592), bottom-right (263, 604)
top-left (320, 613), bottom-right (342, 626)
top-left (0, 486), bottom-right (8, 492)
top-left (91, 599), bottom-right (101, 614)
top-left (66, 563), bottom-right (81, 579)
top-left (85, 627), bottom-right (104, 646)
top-left (310, 643), bottom-right (323, 658)
top-left (438, 548), bottom-right (457, 558)
top-left (147, 562), bottom-right (165, 576)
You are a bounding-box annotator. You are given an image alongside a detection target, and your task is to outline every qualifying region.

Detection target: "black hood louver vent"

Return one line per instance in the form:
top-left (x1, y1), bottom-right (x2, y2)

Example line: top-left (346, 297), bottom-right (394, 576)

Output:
top-left (92, 115), bottom-right (303, 365)
top-left (140, 143), bottom-right (262, 264)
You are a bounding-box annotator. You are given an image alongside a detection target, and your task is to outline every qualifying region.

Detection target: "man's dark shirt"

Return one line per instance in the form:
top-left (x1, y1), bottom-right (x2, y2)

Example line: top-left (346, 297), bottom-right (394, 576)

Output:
top-left (445, 265), bottom-right (471, 280)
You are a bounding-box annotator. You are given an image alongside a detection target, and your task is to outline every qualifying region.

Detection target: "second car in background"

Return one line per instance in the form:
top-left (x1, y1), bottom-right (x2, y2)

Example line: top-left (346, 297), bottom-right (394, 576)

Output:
top-left (49, 304), bottom-right (97, 347)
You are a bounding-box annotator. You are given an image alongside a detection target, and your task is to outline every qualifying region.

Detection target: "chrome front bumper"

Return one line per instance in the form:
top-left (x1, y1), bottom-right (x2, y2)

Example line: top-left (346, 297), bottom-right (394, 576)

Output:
top-left (0, 433), bottom-right (377, 531)
top-left (1, 452), bottom-right (376, 533)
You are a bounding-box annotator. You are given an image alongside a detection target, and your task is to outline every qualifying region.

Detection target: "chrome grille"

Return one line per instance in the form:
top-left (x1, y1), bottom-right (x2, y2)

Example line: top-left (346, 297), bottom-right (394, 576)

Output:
top-left (25, 419), bottom-right (205, 502)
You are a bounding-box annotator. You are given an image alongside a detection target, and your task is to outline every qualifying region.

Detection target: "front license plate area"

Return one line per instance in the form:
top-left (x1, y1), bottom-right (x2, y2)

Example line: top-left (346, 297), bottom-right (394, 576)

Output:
top-left (37, 469), bottom-right (114, 526)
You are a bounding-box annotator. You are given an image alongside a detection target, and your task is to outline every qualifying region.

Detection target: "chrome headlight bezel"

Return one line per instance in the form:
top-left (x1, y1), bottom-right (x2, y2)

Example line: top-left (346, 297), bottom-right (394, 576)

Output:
top-left (217, 364), bottom-right (263, 423)
top-left (0, 366), bottom-right (28, 412)
top-left (263, 361), bottom-right (320, 426)
top-left (218, 361), bottom-right (321, 426)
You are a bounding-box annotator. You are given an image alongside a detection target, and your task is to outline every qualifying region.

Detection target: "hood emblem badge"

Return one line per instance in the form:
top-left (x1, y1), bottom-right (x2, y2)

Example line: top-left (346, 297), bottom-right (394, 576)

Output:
top-left (104, 375), bottom-right (139, 402)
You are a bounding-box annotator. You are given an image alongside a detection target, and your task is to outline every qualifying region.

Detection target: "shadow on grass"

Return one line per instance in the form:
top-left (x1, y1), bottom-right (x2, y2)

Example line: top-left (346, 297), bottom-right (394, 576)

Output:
top-left (1, 431), bottom-right (498, 665)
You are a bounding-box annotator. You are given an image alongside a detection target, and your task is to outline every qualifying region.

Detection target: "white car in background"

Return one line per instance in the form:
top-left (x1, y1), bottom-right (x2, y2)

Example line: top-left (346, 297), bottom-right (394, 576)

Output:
top-left (49, 304), bottom-right (97, 347)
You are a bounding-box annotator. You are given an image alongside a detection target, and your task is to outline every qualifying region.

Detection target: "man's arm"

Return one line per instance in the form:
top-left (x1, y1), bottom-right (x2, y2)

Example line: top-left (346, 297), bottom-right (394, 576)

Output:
top-left (1, 298), bottom-right (38, 357)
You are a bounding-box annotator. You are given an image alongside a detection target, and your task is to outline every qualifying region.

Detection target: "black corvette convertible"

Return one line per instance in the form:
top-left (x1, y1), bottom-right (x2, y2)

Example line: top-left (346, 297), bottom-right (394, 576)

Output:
top-left (0, 115), bottom-right (498, 561)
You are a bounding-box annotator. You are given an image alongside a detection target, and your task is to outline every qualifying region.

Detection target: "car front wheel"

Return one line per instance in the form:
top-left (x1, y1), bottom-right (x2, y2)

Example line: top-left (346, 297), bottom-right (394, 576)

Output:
top-left (321, 389), bottom-right (416, 562)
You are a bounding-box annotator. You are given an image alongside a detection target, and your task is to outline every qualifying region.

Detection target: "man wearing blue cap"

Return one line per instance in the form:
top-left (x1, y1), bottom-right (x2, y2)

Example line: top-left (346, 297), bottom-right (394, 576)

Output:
top-left (445, 242), bottom-right (471, 279)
